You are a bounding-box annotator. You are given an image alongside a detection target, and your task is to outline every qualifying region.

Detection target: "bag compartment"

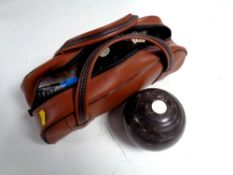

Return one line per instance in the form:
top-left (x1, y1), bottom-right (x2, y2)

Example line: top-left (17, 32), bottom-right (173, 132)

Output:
top-left (42, 114), bottom-right (76, 144)
top-left (33, 47), bottom-right (164, 143)
top-left (32, 39), bottom-right (159, 111)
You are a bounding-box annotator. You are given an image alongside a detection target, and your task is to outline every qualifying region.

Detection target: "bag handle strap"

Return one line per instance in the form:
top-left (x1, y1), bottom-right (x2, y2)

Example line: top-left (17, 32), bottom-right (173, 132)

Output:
top-left (74, 33), bottom-right (174, 125)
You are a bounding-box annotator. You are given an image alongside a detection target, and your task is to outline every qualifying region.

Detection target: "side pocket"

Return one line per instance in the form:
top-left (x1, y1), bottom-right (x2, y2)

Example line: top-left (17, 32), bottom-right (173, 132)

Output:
top-left (41, 114), bottom-right (76, 144)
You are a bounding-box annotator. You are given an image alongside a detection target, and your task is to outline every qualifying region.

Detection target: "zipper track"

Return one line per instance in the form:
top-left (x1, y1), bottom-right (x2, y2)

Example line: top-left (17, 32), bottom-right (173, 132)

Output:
top-left (62, 15), bottom-right (138, 48)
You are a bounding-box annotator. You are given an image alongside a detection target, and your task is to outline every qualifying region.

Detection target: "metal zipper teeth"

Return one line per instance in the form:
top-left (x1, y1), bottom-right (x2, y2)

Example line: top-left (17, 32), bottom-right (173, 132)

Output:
top-left (62, 15), bottom-right (138, 48)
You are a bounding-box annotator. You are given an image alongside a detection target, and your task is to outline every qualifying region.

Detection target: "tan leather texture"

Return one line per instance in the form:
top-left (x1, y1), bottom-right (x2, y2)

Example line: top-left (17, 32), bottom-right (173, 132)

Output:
top-left (21, 14), bottom-right (187, 143)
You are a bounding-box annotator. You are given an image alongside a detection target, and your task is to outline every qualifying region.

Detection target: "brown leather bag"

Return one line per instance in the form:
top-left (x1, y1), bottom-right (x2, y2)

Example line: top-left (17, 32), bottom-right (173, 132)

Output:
top-left (21, 14), bottom-right (187, 143)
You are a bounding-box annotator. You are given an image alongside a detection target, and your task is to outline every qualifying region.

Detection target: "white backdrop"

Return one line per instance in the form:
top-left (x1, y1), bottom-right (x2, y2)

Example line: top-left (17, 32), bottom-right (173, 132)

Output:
top-left (1, 0), bottom-right (233, 175)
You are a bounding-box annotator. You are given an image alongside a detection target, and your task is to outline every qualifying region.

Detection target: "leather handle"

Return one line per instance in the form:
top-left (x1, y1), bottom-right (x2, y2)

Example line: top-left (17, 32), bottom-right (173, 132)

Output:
top-left (56, 14), bottom-right (139, 55)
top-left (74, 33), bottom-right (174, 125)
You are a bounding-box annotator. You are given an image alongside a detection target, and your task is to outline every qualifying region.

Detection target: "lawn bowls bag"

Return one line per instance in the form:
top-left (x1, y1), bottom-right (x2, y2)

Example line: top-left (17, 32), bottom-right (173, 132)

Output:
top-left (21, 14), bottom-right (187, 144)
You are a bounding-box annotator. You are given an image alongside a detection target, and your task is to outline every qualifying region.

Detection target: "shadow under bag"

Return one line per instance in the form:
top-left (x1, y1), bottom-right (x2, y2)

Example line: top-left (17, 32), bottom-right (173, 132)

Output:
top-left (21, 14), bottom-right (187, 143)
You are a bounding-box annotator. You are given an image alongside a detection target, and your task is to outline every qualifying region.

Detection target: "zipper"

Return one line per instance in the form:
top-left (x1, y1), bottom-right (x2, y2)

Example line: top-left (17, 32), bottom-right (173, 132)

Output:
top-left (62, 15), bottom-right (138, 49)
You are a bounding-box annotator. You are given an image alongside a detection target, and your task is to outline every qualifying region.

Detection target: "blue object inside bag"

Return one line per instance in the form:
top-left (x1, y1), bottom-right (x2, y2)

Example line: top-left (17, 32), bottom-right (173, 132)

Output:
top-left (38, 77), bottom-right (79, 99)
top-left (60, 77), bottom-right (79, 88)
